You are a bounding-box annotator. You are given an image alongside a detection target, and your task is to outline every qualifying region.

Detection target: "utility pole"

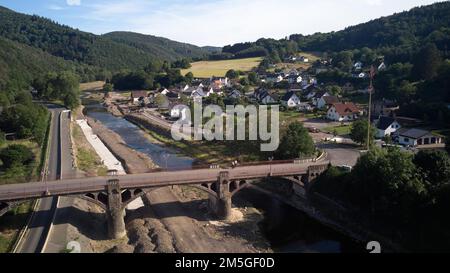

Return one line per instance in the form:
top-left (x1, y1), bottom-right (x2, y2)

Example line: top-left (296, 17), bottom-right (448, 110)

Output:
top-left (367, 65), bottom-right (375, 151)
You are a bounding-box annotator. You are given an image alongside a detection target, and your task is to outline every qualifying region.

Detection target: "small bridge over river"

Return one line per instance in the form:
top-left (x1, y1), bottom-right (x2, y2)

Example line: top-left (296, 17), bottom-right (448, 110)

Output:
top-left (0, 161), bottom-right (329, 239)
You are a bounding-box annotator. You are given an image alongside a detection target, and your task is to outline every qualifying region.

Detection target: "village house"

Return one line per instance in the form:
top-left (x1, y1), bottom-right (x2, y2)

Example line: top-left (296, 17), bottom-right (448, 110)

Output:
top-left (311, 90), bottom-right (331, 106)
top-left (254, 89), bottom-right (277, 104)
top-left (287, 75), bottom-right (303, 84)
top-left (281, 91), bottom-right (301, 108)
top-left (228, 89), bottom-right (242, 99)
top-left (170, 104), bottom-right (190, 124)
top-left (396, 128), bottom-right (444, 147)
top-left (298, 102), bottom-right (314, 112)
top-left (131, 91), bottom-right (148, 104)
top-left (317, 95), bottom-right (340, 109)
top-left (375, 116), bottom-right (401, 139)
top-left (327, 102), bottom-right (361, 121)
top-left (265, 73), bottom-right (284, 83)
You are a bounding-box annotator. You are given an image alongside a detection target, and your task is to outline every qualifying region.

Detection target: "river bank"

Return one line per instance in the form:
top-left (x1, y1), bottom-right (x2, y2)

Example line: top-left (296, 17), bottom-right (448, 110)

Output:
top-left (79, 92), bottom-right (370, 252)
top-left (65, 103), bottom-right (272, 253)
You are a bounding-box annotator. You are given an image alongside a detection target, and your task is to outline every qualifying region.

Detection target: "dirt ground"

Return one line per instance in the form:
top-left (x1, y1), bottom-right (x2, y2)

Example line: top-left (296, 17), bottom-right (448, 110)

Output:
top-left (58, 107), bottom-right (271, 253)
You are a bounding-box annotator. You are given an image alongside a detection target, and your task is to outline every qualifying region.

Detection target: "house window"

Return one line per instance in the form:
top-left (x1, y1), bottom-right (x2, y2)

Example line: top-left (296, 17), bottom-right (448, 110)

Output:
top-left (404, 137), bottom-right (409, 143)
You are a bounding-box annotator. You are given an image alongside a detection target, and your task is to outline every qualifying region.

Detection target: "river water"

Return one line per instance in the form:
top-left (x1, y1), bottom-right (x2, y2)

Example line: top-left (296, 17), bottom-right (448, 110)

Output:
top-left (85, 105), bottom-right (365, 253)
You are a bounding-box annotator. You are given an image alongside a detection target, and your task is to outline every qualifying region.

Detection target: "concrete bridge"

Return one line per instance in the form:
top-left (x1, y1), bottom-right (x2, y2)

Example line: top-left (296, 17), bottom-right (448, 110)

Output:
top-left (0, 161), bottom-right (329, 239)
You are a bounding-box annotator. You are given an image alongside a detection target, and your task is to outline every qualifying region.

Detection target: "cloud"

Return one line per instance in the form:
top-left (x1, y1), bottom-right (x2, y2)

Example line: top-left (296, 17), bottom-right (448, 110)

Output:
top-left (66, 0), bottom-right (81, 6)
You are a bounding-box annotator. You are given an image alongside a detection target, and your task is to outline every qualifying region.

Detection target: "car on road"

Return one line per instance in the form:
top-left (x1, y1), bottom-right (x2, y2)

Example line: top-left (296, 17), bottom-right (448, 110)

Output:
top-left (307, 127), bottom-right (320, 133)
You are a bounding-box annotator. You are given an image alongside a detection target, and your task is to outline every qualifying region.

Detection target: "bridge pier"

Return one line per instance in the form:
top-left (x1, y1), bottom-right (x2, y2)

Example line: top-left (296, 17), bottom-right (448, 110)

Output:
top-left (106, 179), bottom-right (126, 239)
top-left (209, 171), bottom-right (232, 220)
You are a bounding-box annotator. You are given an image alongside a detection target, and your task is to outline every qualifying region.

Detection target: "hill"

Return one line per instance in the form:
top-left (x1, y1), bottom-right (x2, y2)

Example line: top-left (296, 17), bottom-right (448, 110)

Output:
top-left (103, 31), bottom-right (211, 62)
top-left (222, 2), bottom-right (450, 63)
top-left (0, 37), bottom-right (97, 91)
top-left (0, 6), bottom-right (212, 72)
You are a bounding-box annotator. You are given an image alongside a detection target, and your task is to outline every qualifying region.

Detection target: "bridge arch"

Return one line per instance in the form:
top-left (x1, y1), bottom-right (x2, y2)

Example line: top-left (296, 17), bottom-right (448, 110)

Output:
top-left (229, 180), bottom-right (250, 197)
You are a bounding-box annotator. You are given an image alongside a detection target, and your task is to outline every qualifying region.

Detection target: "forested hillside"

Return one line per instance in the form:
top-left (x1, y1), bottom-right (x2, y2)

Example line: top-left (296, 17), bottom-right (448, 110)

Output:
top-left (103, 32), bottom-right (211, 61)
top-left (0, 6), bottom-right (211, 72)
top-left (221, 2), bottom-right (450, 63)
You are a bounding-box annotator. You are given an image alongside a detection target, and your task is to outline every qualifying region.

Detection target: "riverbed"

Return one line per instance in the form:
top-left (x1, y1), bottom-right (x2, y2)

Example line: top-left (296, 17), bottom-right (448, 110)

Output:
top-left (85, 105), bottom-right (365, 253)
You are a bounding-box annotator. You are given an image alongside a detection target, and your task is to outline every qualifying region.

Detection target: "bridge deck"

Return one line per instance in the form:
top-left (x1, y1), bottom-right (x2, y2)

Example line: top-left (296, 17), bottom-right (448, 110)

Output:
top-left (0, 162), bottom-right (328, 202)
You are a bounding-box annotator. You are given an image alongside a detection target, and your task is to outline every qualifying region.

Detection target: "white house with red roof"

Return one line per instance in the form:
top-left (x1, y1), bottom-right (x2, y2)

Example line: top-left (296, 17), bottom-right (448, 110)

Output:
top-left (327, 102), bottom-right (361, 121)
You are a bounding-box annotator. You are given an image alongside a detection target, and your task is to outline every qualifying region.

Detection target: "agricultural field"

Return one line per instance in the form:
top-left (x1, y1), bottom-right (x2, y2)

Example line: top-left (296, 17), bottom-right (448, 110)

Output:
top-left (79, 81), bottom-right (105, 92)
top-left (181, 57), bottom-right (262, 78)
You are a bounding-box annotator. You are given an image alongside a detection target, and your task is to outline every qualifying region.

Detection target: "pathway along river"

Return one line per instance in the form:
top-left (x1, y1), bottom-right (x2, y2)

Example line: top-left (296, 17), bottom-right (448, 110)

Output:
top-left (85, 105), bottom-right (365, 253)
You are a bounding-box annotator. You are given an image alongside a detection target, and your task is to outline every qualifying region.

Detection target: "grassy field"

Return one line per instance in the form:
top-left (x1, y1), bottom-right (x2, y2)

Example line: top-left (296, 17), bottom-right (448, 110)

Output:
top-left (323, 124), bottom-right (353, 136)
top-left (80, 81), bottom-right (105, 92)
top-left (181, 57), bottom-right (262, 78)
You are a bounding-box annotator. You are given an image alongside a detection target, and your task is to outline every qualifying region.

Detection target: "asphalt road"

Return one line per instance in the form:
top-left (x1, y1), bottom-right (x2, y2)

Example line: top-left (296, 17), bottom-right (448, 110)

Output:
top-left (318, 143), bottom-right (361, 167)
top-left (15, 107), bottom-right (62, 253)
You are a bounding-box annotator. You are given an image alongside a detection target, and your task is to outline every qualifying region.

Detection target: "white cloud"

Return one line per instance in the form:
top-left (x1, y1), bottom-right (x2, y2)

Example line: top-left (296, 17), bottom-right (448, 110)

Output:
top-left (66, 0), bottom-right (81, 6)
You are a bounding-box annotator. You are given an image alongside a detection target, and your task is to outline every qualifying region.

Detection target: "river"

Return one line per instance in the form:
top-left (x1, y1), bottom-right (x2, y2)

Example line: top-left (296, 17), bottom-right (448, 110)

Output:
top-left (84, 105), bottom-right (365, 253)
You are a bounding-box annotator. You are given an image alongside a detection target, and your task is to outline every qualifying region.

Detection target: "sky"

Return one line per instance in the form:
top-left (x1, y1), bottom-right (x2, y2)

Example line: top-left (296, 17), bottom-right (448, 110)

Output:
top-left (0, 0), bottom-right (443, 47)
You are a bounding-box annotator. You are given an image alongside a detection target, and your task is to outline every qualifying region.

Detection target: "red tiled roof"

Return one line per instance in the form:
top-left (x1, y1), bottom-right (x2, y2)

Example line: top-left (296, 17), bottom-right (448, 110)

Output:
top-left (332, 102), bottom-right (360, 115)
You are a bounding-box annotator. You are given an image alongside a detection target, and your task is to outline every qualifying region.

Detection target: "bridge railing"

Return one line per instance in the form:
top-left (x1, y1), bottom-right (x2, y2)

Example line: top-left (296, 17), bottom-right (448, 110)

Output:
top-left (143, 157), bottom-right (320, 173)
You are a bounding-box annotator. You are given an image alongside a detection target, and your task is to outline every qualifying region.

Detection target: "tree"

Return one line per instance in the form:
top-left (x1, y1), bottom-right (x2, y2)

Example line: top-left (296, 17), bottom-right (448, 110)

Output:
top-left (154, 94), bottom-right (168, 109)
top-left (185, 72), bottom-right (194, 84)
top-left (225, 69), bottom-right (239, 79)
top-left (239, 77), bottom-right (250, 86)
top-left (276, 122), bottom-right (315, 159)
top-left (325, 85), bottom-right (342, 96)
top-left (350, 148), bottom-right (425, 223)
top-left (103, 83), bottom-right (113, 92)
top-left (413, 43), bottom-right (442, 81)
top-left (0, 144), bottom-right (34, 169)
top-left (0, 130), bottom-right (5, 146)
top-left (413, 150), bottom-right (450, 192)
top-left (248, 72), bottom-right (259, 85)
top-left (350, 119), bottom-right (376, 146)
top-left (446, 136), bottom-right (450, 155)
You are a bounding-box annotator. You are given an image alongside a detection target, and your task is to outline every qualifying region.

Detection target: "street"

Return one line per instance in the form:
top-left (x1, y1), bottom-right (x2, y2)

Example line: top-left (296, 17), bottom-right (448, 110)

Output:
top-left (15, 106), bottom-right (74, 253)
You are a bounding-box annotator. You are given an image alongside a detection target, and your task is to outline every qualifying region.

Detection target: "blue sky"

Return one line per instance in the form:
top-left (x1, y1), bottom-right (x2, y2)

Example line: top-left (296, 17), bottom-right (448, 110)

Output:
top-left (0, 0), bottom-right (442, 46)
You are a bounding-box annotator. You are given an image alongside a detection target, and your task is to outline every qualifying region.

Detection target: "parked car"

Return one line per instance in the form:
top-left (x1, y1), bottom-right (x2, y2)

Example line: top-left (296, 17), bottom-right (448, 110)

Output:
top-left (307, 127), bottom-right (320, 133)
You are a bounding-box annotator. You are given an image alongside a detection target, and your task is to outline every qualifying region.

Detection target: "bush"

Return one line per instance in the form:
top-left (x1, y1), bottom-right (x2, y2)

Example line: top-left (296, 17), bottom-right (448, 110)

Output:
top-left (0, 144), bottom-right (34, 169)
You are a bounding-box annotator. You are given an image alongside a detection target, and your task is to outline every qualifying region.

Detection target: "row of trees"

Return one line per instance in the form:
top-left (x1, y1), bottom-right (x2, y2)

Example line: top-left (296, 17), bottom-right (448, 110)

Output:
top-left (312, 148), bottom-right (450, 251)
top-left (111, 68), bottom-right (192, 91)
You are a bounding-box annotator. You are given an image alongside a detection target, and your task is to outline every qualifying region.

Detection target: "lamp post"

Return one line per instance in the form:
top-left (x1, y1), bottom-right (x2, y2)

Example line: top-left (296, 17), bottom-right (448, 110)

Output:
top-left (367, 65), bottom-right (376, 151)
top-left (268, 156), bottom-right (274, 176)
top-left (162, 153), bottom-right (169, 170)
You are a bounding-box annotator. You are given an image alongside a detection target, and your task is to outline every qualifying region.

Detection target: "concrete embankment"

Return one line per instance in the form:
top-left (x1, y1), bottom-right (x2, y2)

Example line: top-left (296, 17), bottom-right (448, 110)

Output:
top-left (76, 119), bottom-right (126, 175)
top-left (86, 117), bottom-right (155, 174)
